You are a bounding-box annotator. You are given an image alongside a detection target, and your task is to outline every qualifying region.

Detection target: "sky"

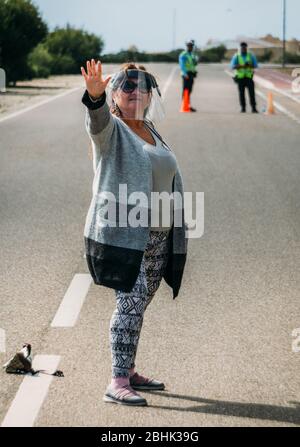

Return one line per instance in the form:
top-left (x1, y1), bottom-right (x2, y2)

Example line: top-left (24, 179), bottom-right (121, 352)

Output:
top-left (33, 0), bottom-right (300, 53)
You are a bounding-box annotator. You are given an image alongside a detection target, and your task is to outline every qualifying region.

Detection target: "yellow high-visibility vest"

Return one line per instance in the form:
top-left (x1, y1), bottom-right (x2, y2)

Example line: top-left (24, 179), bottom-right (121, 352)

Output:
top-left (235, 53), bottom-right (254, 79)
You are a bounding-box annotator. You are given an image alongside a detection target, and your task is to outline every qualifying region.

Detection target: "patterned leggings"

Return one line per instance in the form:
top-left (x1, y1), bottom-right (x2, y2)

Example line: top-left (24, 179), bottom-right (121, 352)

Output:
top-left (109, 229), bottom-right (171, 378)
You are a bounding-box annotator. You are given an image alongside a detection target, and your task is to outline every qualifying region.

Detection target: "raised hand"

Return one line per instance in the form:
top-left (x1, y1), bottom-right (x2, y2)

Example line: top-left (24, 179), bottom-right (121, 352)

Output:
top-left (81, 59), bottom-right (111, 100)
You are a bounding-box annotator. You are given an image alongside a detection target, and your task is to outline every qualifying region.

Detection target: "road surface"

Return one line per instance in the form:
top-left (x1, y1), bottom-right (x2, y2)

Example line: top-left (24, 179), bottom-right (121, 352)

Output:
top-left (0, 64), bottom-right (300, 427)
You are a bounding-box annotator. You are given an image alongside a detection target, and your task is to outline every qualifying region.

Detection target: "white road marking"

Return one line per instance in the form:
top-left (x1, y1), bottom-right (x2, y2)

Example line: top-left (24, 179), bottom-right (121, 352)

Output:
top-left (224, 69), bottom-right (234, 78)
top-left (253, 74), bottom-right (274, 90)
top-left (1, 355), bottom-right (61, 427)
top-left (225, 69), bottom-right (300, 125)
top-left (51, 274), bottom-right (92, 327)
top-left (255, 74), bottom-right (300, 106)
top-left (256, 89), bottom-right (300, 125)
top-left (0, 86), bottom-right (81, 124)
top-left (161, 66), bottom-right (178, 101)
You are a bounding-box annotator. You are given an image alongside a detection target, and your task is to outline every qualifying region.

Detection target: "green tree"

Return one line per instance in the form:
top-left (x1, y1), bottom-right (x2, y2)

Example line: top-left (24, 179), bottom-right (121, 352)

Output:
top-left (101, 48), bottom-right (184, 64)
top-left (199, 45), bottom-right (227, 63)
top-left (44, 24), bottom-right (104, 75)
top-left (27, 43), bottom-right (54, 78)
top-left (0, 0), bottom-right (48, 84)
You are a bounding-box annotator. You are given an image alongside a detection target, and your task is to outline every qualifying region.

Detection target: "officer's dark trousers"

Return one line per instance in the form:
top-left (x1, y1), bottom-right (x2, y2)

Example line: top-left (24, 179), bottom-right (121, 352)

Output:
top-left (237, 77), bottom-right (257, 111)
top-left (182, 71), bottom-right (195, 97)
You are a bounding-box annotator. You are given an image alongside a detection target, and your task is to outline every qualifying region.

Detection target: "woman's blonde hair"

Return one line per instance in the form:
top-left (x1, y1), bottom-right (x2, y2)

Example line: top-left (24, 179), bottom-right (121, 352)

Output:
top-left (88, 62), bottom-right (158, 160)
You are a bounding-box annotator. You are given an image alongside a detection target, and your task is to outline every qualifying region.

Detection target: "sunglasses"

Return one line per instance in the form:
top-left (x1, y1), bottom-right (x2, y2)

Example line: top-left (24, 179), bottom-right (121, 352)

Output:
top-left (120, 79), bottom-right (151, 94)
top-left (112, 69), bottom-right (155, 94)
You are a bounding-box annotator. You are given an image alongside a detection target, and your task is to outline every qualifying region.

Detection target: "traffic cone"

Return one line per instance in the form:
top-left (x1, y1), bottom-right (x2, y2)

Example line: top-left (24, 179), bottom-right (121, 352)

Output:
top-left (266, 91), bottom-right (275, 115)
top-left (180, 88), bottom-right (191, 112)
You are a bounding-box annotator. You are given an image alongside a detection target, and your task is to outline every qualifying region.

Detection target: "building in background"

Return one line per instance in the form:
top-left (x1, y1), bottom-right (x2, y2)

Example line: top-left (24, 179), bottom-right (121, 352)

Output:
top-left (202, 35), bottom-right (300, 62)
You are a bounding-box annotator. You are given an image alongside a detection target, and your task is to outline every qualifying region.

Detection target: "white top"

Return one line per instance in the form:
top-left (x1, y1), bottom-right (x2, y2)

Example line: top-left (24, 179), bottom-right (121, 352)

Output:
top-left (142, 130), bottom-right (178, 231)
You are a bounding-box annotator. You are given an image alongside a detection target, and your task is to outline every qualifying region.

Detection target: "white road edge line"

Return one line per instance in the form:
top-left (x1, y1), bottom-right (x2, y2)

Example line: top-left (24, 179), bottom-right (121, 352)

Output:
top-left (255, 89), bottom-right (300, 125)
top-left (51, 273), bottom-right (92, 328)
top-left (161, 66), bottom-right (178, 101)
top-left (1, 355), bottom-right (61, 427)
top-left (0, 86), bottom-right (82, 124)
top-left (255, 74), bottom-right (300, 106)
top-left (224, 69), bottom-right (300, 125)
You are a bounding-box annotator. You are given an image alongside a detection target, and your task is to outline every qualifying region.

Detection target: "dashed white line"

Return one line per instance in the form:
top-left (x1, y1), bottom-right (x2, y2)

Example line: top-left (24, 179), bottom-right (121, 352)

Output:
top-left (1, 355), bottom-right (61, 427)
top-left (51, 273), bottom-right (92, 328)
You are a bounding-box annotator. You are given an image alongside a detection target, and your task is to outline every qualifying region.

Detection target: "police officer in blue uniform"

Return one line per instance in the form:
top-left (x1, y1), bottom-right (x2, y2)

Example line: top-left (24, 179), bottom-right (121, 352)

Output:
top-left (231, 42), bottom-right (259, 113)
top-left (179, 39), bottom-right (198, 112)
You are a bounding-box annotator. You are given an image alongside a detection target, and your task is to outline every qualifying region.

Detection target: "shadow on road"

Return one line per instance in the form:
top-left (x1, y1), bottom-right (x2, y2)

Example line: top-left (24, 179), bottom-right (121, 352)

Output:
top-left (1, 91), bottom-right (45, 98)
top-left (7, 85), bottom-right (64, 90)
top-left (143, 392), bottom-right (300, 426)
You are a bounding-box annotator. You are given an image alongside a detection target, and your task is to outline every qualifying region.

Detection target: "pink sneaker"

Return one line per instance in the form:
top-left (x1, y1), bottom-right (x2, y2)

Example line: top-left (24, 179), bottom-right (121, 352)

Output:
top-left (103, 383), bottom-right (148, 406)
top-left (130, 372), bottom-right (165, 390)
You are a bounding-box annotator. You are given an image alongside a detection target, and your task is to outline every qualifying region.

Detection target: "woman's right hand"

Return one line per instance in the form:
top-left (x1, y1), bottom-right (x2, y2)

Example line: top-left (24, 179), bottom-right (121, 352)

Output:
top-left (81, 59), bottom-right (111, 100)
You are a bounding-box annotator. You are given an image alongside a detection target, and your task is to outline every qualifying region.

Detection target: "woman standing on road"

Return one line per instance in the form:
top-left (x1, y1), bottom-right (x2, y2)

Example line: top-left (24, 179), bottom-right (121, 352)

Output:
top-left (81, 59), bottom-right (188, 406)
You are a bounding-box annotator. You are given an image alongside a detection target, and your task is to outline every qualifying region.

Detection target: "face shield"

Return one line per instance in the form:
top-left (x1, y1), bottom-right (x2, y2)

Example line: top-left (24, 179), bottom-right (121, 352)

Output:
top-left (106, 69), bottom-right (165, 122)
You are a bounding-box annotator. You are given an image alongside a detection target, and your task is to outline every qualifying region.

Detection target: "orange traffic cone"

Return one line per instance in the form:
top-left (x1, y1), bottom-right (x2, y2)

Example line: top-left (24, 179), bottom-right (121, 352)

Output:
top-left (266, 91), bottom-right (275, 115)
top-left (180, 88), bottom-right (191, 112)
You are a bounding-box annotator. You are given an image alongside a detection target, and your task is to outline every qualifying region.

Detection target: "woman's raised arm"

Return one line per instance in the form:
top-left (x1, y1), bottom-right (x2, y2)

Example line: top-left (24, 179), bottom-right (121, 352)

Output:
top-left (81, 60), bottom-right (115, 166)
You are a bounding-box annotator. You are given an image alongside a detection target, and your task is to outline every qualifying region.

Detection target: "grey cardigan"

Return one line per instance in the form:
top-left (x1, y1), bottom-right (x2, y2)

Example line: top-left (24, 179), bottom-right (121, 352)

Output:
top-left (81, 89), bottom-right (188, 299)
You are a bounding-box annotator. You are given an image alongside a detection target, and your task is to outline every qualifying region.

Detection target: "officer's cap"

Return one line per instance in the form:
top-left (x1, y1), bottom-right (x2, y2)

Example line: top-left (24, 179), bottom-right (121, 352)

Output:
top-left (186, 39), bottom-right (195, 47)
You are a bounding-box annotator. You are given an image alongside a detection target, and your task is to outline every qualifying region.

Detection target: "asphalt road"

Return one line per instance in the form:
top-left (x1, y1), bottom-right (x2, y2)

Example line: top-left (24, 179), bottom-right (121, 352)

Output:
top-left (0, 64), bottom-right (300, 427)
